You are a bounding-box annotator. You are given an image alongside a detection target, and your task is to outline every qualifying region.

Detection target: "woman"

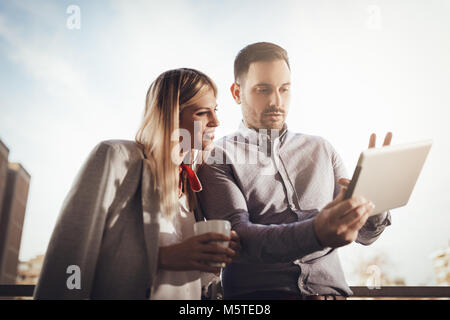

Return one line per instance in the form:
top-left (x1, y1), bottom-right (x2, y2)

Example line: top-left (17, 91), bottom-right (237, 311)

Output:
top-left (34, 68), bottom-right (240, 300)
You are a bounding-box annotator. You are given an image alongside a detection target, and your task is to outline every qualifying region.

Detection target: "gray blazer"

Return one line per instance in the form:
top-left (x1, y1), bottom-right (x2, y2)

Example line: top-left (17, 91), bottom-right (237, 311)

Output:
top-left (34, 140), bottom-right (167, 299)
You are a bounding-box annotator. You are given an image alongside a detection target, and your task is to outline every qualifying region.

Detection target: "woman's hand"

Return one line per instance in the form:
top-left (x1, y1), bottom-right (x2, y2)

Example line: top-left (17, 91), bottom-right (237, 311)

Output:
top-left (158, 232), bottom-right (236, 274)
top-left (228, 230), bottom-right (242, 261)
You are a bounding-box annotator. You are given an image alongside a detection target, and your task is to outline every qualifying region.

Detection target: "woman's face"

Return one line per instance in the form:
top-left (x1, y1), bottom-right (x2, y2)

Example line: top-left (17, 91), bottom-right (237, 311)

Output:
top-left (179, 89), bottom-right (220, 151)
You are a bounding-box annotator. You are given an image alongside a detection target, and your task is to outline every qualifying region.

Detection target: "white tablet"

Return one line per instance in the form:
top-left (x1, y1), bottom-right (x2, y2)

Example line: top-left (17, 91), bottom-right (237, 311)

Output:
top-left (344, 140), bottom-right (432, 216)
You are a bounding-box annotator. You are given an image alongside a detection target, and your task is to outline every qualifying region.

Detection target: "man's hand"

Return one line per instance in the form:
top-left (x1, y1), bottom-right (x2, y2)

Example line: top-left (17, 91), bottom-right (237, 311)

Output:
top-left (314, 132), bottom-right (393, 248)
top-left (369, 132), bottom-right (393, 149)
top-left (313, 188), bottom-right (375, 248)
top-left (338, 132), bottom-right (393, 189)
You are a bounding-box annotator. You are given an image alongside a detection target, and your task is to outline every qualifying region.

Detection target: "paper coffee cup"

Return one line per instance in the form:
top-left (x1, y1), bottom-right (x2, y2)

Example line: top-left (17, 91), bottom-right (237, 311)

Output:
top-left (193, 220), bottom-right (231, 267)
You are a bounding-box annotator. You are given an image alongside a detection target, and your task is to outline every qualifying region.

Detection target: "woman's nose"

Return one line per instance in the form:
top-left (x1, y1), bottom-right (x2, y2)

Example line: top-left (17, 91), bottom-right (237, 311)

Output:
top-left (209, 114), bottom-right (220, 127)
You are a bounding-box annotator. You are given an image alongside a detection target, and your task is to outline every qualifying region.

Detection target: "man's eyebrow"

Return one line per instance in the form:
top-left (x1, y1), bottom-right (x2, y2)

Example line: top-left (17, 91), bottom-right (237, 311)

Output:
top-left (254, 82), bottom-right (291, 87)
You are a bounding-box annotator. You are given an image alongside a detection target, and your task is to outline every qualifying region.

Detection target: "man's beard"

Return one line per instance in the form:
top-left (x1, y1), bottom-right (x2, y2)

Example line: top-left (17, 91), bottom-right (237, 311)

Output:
top-left (261, 107), bottom-right (286, 130)
top-left (242, 99), bottom-right (286, 130)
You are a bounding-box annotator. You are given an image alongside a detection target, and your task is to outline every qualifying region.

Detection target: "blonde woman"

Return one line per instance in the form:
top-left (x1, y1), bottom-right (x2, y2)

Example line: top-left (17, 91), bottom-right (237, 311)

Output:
top-left (34, 68), bottom-right (240, 300)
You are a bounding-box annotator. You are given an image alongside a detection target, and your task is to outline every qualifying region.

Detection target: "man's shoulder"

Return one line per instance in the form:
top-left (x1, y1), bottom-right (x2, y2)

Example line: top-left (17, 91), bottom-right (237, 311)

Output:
top-left (285, 132), bottom-right (337, 158)
top-left (288, 132), bottom-right (331, 147)
top-left (213, 130), bottom-right (331, 149)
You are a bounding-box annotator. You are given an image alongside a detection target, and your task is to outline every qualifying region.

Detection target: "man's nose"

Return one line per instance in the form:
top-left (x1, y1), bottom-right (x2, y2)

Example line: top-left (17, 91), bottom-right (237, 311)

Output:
top-left (271, 91), bottom-right (282, 108)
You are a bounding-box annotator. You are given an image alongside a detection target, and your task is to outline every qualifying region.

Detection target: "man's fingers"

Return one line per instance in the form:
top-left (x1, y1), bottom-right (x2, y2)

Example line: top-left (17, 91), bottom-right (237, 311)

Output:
top-left (328, 196), bottom-right (369, 219)
top-left (324, 187), bottom-right (346, 209)
top-left (339, 202), bottom-right (374, 226)
top-left (369, 133), bottom-right (376, 148)
top-left (347, 210), bottom-right (370, 232)
top-left (383, 132), bottom-right (393, 146)
top-left (338, 178), bottom-right (350, 187)
top-left (369, 132), bottom-right (393, 148)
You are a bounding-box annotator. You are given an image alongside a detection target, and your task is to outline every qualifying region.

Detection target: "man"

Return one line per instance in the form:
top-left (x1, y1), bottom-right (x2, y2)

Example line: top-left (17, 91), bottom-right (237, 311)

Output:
top-left (197, 42), bottom-right (392, 300)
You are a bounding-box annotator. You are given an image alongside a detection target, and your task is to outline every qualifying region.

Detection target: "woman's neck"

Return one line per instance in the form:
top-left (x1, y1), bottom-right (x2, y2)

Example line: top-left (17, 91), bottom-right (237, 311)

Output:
top-left (177, 150), bottom-right (190, 166)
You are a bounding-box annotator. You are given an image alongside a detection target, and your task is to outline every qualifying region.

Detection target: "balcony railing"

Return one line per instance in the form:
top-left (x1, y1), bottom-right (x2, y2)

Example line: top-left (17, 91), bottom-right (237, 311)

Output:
top-left (0, 285), bottom-right (449, 299)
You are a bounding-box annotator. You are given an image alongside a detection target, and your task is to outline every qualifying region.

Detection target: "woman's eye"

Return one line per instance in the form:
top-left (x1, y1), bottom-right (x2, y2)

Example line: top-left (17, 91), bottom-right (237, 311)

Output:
top-left (196, 108), bottom-right (218, 116)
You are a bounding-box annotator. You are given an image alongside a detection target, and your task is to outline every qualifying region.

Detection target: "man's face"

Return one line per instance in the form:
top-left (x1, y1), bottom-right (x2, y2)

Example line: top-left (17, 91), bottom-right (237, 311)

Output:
top-left (233, 59), bottom-right (291, 130)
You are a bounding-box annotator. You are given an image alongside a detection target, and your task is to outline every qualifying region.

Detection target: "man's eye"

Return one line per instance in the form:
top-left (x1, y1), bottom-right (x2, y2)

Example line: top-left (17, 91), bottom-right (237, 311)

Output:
top-left (281, 87), bottom-right (290, 92)
top-left (257, 88), bottom-right (270, 93)
top-left (196, 112), bottom-right (206, 116)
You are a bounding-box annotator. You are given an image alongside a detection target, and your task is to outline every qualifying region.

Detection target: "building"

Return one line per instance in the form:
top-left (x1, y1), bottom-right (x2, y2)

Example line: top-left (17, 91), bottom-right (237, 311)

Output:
top-left (0, 140), bottom-right (9, 222)
top-left (0, 139), bottom-right (31, 284)
top-left (431, 243), bottom-right (450, 285)
top-left (17, 254), bottom-right (44, 285)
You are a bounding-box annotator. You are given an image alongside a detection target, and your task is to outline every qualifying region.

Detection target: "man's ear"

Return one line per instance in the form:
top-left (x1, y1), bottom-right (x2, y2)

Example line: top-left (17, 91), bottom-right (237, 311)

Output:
top-left (230, 82), bottom-right (241, 104)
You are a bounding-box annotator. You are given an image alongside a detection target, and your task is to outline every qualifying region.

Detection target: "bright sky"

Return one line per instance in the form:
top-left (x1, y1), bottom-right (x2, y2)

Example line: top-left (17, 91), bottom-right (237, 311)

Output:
top-left (1, 0), bottom-right (449, 285)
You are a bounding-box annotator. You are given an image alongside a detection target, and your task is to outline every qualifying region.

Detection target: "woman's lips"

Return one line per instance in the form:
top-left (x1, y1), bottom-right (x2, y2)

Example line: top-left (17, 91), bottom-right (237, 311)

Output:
top-left (203, 132), bottom-right (215, 140)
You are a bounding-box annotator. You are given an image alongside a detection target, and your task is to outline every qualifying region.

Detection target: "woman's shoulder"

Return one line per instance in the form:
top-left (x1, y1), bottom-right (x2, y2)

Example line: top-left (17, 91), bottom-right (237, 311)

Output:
top-left (84, 140), bottom-right (145, 173)
top-left (94, 139), bottom-right (145, 160)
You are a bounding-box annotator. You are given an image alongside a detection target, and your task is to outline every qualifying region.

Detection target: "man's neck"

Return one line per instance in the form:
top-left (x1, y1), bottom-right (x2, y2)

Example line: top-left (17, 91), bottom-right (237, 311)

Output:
top-left (244, 121), bottom-right (287, 140)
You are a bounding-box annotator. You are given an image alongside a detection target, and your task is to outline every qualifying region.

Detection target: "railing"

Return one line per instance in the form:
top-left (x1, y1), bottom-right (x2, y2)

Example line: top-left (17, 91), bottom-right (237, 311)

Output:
top-left (349, 286), bottom-right (450, 299)
top-left (0, 285), bottom-right (449, 299)
top-left (0, 285), bottom-right (35, 298)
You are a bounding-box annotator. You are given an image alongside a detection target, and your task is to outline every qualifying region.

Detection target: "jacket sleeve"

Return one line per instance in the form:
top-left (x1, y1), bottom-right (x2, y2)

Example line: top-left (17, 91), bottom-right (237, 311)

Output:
top-left (197, 163), bottom-right (324, 264)
top-left (329, 142), bottom-right (392, 246)
top-left (34, 142), bottom-right (125, 299)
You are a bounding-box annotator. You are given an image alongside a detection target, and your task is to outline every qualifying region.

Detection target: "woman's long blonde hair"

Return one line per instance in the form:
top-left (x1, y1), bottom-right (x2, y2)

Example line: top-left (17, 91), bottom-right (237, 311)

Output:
top-left (136, 68), bottom-right (217, 220)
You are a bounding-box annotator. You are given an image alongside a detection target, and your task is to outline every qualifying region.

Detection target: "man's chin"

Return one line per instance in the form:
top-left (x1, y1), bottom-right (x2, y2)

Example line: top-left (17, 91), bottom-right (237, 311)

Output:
top-left (262, 120), bottom-right (285, 130)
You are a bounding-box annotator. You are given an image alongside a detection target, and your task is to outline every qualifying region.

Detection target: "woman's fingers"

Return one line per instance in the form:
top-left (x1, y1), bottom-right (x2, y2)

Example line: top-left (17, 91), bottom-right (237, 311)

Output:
top-left (229, 230), bottom-right (242, 252)
top-left (202, 243), bottom-right (235, 257)
top-left (197, 253), bottom-right (231, 264)
top-left (229, 240), bottom-right (241, 252)
top-left (196, 232), bottom-right (230, 243)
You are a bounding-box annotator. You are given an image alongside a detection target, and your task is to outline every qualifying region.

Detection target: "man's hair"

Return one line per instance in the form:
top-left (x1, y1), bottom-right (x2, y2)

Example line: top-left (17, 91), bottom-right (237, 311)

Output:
top-left (234, 42), bottom-right (290, 82)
